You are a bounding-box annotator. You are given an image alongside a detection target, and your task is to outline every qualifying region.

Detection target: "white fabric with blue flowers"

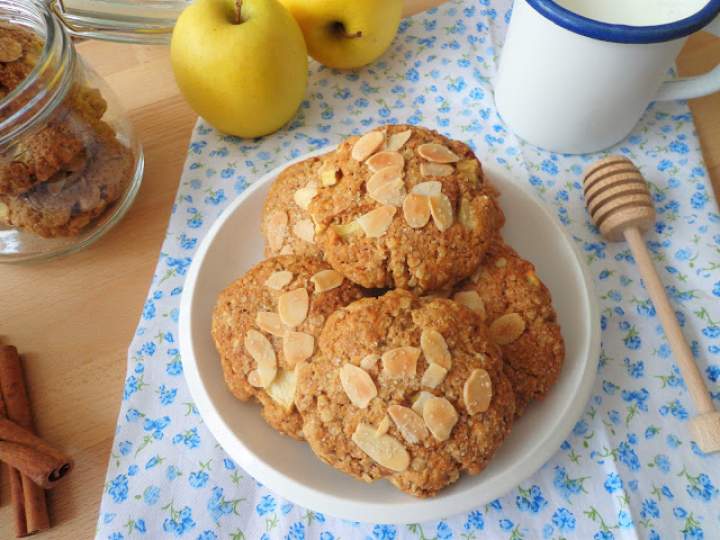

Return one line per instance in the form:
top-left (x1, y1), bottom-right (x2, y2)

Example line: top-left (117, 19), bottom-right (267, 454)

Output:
top-left (96, 1), bottom-right (720, 539)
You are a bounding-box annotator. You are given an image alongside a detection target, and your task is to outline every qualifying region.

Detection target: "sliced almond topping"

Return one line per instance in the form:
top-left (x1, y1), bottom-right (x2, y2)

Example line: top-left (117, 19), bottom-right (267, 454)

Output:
top-left (429, 194), bottom-right (454, 232)
top-left (352, 131), bottom-right (385, 161)
top-left (319, 163), bottom-right (340, 186)
top-left (386, 129), bottom-right (412, 152)
top-left (293, 219), bottom-right (315, 243)
top-left (423, 396), bottom-right (458, 442)
top-left (340, 363), bottom-right (377, 408)
top-left (388, 404), bottom-right (428, 444)
top-left (351, 423), bottom-right (409, 472)
top-left (411, 391), bottom-right (434, 416)
top-left (310, 269), bottom-right (344, 293)
top-left (381, 347), bottom-right (420, 379)
top-left (402, 193), bottom-right (431, 229)
top-left (266, 368), bottom-right (298, 410)
top-left (420, 162), bottom-right (454, 177)
top-left (256, 311), bottom-right (285, 337)
top-left (332, 220), bottom-right (362, 240)
top-left (266, 210), bottom-right (288, 252)
top-left (464, 368), bottom-right (493, 415)
top-left (457, 159), bottom-right (480, 186)
top-left (357, 205), bottom-right (397, 238)
top-left (366, 165), bottom-right (403, 194)
top-left (366, 151), bottom-right (405, 173)
top-left (369, 178), bottom-right (406, 207)
top-left (293, 183), bottom-right (318, 210)
top-left (278, 288), bottom-right (309, 328)
top-left (412, 181), bottom-right (442, 197)
top-left (418, 143), bottom-right (460, 163)
top-left (420, 329), bottom-right (451, 369)
top-left (265, 270), bottom-right (293, 290)
top-left (495, 257), bottom-right (508, 268)
top-left (458, 196), bottom-right (476, 230)
top-left (489, 312), bottom-right (526, 345)
top-left (376, 415), bottom-right (391, 436)
top-left (360, 353), bottom-right (380, 371)
top-left (453, 290), bottom-right (486, 319)
top-left (248, 370), bottom-right (263, 388)
top-left (283, 331), bottom-right (315, 367)
top-left (421, 363), bottom-right (448, 389)
top-left (244, 330), bottom-right (277, 387)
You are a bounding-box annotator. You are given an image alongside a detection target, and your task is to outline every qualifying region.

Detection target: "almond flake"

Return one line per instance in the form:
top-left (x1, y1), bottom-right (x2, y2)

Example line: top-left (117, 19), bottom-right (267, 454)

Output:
top-left (381, 347), bottom-right (420, 379)
top-left (266, 210), bottom-right (288, 252)
top-left (458, 197), bottom-right (476, 230)
top-left (293, 219), bottom-right (315, 243)
top-left (420, 329), bottom-right (451, 369)
top-left (366, 151), bottom-right (404, 173)
top-left (411, 391), bottom-right (434, 416)
top-left (420, 162), bottom-right (454, 177)
top-left (352, 131), bottom-right (385, 161)
top-left (319, 163), bottom-right (340, 186)
top-left (366, 165), bottom-right (403, 194)
top-left (244, 330), bottom-right (277, 387)
top-left (429, 194), bottom-right (454, 231)
top-left (421, 363), bottom-right (448, 388)
top-left (248, 370), bottom-right (263, 388)
top-left (265, 270), bottom-right (293, 290)
top-left (376, 415), bottom-right (391, 436)
top-left (332, 220), bottom-right (362, 240)
top-left (423, 396), bottom-right (458, 442)
top-left (463, 368), bottom-right (492, 415)
top-left (412, 181), bottom-right (442, 196)
top-left (453, 290), bottom-right (486, 319)
top-left (369, 178), bottom-right (406, 207)
top-left (402, 193), bottom-right (431, 229)
top-left (388, 404), bottom-right (428, 444)
top-left (360, 354), bottom-right (380, 371)
top-left (357, 206), bottom-right (397, 238)
top-left (340, 364), bottom-right (377, 408)
top-left (283, 331), bottom-right (314, 367)
top-left (351, 423), bottom-right (409, 472)
top-left (386, 129), bottom-right (412, 152)
top-left (278, 288), bottom-right (309, 328)
top-left (418, 143), bottom-right (460, 163)
top-left (489, 313), bottom-right (526, 345)
top-left (256, 311), bottom-right (285, 337)
top-left (495, 257), bottom-right (508, 268)
top-left (457, 159), bottom-right (480, 187)
top-left (293, 183), bottom-right (318, 209)
top-left (266, 368), bottom-right (298, 410)
top-left (310, 269), bottom-right (344, 293)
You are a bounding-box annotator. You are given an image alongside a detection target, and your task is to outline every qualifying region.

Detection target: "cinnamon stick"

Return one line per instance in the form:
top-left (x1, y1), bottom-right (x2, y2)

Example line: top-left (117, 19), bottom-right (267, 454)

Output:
top-left (0, 393), bottom-right (27, 537)
top-left (0, 346), bottom-right (50, 537)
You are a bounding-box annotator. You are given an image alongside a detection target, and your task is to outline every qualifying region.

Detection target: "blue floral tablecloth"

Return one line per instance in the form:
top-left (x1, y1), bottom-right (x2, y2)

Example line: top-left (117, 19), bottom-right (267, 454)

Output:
top-left (96, 1), bottom-right (720, 538)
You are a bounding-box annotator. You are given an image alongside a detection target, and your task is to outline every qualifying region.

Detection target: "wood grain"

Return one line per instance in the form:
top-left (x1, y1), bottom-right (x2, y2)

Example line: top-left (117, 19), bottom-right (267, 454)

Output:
top-left (0, 32), bottom-right (718, 539)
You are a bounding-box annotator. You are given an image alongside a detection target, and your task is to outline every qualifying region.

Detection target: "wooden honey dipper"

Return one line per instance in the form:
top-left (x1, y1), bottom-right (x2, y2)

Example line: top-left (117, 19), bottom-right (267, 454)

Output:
top-left (583, 155), bottom-right (720, 453)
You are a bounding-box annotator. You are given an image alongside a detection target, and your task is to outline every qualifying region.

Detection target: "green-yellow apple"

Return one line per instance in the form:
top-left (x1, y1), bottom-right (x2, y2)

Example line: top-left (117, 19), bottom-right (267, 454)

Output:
top-left (171, 0), bottom-right (308, 138)
top-left (279, 0), bottom-right (403, 69)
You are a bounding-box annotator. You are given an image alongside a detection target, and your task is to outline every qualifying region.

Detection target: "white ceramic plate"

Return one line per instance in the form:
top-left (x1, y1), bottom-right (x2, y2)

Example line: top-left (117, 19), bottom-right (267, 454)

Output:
top-left (179, 149), bottom-right (600, 524)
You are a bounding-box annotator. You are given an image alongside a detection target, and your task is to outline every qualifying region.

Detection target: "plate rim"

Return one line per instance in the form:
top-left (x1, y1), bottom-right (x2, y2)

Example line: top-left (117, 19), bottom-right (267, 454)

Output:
top-left (179, 150), bottom-right (601, 524)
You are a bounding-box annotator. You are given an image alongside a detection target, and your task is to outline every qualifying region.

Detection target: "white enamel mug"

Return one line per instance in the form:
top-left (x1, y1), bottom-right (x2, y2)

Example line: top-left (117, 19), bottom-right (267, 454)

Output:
top-left (494, 0), bottom-right (720, 154)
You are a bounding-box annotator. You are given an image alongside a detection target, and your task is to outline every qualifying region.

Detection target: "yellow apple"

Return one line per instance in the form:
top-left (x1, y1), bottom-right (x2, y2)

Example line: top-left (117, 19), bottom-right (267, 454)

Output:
top-left (171, 0), bottom-right (308, 138)
top-left (280, 0), bottom-right (403, 69)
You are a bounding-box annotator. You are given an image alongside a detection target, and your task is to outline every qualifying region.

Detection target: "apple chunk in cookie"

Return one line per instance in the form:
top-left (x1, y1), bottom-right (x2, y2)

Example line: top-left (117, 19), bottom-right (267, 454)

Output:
top-left (211, 255), bottom-right (363, 439)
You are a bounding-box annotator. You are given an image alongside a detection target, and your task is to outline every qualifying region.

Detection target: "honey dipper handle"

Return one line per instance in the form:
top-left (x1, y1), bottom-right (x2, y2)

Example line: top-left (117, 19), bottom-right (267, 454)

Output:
top-left (624, 227), bottom-right (714, 414)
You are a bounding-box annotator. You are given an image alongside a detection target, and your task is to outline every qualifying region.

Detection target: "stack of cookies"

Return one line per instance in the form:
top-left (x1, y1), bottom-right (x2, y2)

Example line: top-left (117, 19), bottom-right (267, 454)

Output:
top-left (211, 125), bottom-right (565, 497)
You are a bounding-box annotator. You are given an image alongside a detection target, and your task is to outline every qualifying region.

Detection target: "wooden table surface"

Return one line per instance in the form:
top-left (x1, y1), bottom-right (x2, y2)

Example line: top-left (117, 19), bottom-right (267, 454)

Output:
top-left (0, 33), bottom-right (719, 539)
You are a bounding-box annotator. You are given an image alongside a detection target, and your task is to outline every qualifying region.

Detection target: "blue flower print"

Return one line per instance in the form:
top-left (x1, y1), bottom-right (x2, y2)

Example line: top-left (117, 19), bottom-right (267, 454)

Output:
top-left (118, 441), bottom-right (132, 456)
top-left (143, 485), bottom-right (160, 505)
top-left (618, 441), bottom-right (641, 471)
top-left (256, 494), bottom-right (276, 516)
top-left (107, 474), bottom-right (128, 503)
top-left (158, 385), bottom-right (177, 406)
top-left (196, 532), bottom-right (217, 540)
top-left (143, 416), bottom-right (171, 440)
top-left (188, 471), bottom-right (208, 488)
top-left (516, 485), bottom-right (547, 513)
top-left (541, 159), bottom-right (558, 175)
top-left (641, 499), bottom-right (660, 519)
top-left (162, 505), bottom-right (196, 537)
top-left (372, 525), bottom-right (397, 540)
top-left (142, 299), bottom-right (156, 320)
top-left (173, 427), bottom-right (201, 449)
top-left (617, 509), bottom-right (633, 528)
top-left (166, 465), bottom-right (181, 481)
top-left (604, 472), bottom-right (623, 493)
top-left (108, 533), bottom-right (124, 540)
top-left (552, 507), bottom-right (576, 532)
top-left (286, 521), bottom-right (305, 540)
top-left (436, 521), bottom-right (452, 540)
top-left (207, 487), bottom-right (240, 523)
top-left (498, 519), bottom-right (513, 531)
top-left (463, 510), bottom-right (484, 530)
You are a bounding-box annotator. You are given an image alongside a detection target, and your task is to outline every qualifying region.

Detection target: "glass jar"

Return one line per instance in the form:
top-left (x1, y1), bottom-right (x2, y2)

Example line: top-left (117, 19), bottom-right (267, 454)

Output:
top-left (0, 0), bottom-right (143, 262)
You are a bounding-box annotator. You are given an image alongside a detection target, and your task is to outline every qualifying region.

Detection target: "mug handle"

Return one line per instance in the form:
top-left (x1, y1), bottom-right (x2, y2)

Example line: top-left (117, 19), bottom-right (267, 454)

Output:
top-left (655, 16), bottom-right (720, 101)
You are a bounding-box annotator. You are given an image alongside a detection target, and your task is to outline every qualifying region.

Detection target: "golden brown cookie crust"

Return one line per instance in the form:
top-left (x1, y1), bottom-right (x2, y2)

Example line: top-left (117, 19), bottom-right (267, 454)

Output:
top-left (456, 239), bottom-right (565, 415)
top-left (308, 124), bottom-right (503, 294)
top-left (295, 289), bottom-right (515, 497)
top-left (211, 255), bottom-right (364, 439)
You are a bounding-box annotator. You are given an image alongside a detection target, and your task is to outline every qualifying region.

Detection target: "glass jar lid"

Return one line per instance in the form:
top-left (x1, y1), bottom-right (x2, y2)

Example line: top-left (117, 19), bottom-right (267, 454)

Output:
top-left (48, 0), bottom-right (188, 44)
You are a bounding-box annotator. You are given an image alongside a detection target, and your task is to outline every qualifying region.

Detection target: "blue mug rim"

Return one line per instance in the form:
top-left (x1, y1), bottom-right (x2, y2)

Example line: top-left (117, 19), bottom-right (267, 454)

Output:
top-left (525, 0), bottom-right (720, 43)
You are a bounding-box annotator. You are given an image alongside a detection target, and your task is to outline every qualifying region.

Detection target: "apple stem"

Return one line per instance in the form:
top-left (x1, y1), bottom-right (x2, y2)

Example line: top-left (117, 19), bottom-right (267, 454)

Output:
top-left (329, 21), bottom-right (362, 39)
top-left (233, 0), bottom-right (244, 24)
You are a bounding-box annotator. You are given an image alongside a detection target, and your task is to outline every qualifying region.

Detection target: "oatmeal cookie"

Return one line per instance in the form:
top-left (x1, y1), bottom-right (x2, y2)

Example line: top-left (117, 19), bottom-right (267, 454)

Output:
top-left (454, 239), bottom-right (564, 415)
top-left (295, 289), bottom-right (515, 497)
top-left (211, 255), bottom-right (364, 439)
top-left (261, 154), bottom-right (329, 259)
top-left (308, 124), bottom-right (503, 294)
